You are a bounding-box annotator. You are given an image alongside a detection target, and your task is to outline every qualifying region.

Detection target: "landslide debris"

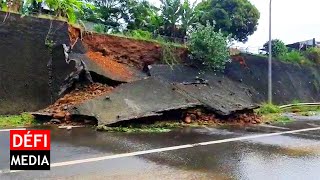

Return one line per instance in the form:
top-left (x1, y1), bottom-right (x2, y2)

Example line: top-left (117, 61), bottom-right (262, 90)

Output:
top-left (69, 77), bottom-right (201, 125)
top-left (96, 109), bottom-right (262, 133)
top-left (34, 30), bottom-right (261, 128)
top-left (33, 83), bottom-right (113, 122)
top-left (86, 51), bottom-right (135, 82)
top-left (184, 109), bottom-right (262, 125)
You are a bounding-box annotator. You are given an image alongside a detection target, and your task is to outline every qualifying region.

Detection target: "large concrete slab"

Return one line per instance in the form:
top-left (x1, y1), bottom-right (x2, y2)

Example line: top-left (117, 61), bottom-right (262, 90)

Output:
top-left (70, 78), bottom-right (201, 125)
top-left (150, 65), bottom-right (259, 115)
top-left (176, 84), bottom-right (257, 115)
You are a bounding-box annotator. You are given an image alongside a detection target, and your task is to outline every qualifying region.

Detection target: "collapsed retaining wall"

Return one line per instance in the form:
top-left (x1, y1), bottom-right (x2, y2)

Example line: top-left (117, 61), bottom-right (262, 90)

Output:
top-left (1, 12), bottom-right (320, 116)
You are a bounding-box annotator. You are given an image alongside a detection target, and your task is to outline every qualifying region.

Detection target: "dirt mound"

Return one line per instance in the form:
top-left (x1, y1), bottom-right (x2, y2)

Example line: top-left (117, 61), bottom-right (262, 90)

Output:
top-left (35, 83), bottom-right (113, 120)
top-left (184, 109), bottom-right (262, 125)
top-left (82, 32), bottom-right (188, 69)
top-left (86, 51), bottom-right (134, 82)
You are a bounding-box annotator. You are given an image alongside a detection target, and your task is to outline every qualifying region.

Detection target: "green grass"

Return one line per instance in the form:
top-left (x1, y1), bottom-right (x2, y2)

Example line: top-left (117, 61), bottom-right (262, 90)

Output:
top-left (111, 33), bottom-right (185, 48)
top-left (256, 103), bottom-right (293, 124)
top-left (261, 113), bottom-right (293, 124)
top-left (282, 105), bottom-right (320, 115)
top-left (257, 103), bottom-right (320, 124)
top-left (256, 103), bottom-right (282, 115)
top-left (278, 51), bottom-right (314, 66)
top-left (0, 113), bottom-right (36, 128)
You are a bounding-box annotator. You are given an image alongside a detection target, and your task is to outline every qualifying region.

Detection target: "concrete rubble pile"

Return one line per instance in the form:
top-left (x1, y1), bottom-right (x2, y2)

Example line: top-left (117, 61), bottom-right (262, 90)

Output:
top-left (35, 59), bottom-right (259, 125)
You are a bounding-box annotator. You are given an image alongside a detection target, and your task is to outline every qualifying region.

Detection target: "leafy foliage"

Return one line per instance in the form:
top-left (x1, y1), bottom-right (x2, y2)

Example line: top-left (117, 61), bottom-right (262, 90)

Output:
top-left (188, 23), bottom-right (229, 71)
top-left (2, 0), bottom-right (260, 43)
top-left (26, 0), bottom-right (93, 23)
top-left (0, 0), bottom-right (7, 11)
top-left (129, 29), bottom-right (153, 40)
top-left (256, 103), bottom-right (282, 115)
top-left (280, 51), bottom-right (307, 64)
top-left (126, 0), bottom-right (160, 32)
top-left (162, 44), bottom-right (180, 67)
top-left (196, 0), bottom-right (260, 42)
top-left (180, 0), bottom-right (199, 36)
top-left (81, 0), bottom-right (131, 32)
top-left (82, 0), bottom-right (201, 39)
top-left (93, 23), bottom-right (106, 33)
top-left (159, 0), bottom-right (182, 37)
top-left (263, 39), bottom-right (288, 58)
top-left (305, 47), bottom-right (320, 64)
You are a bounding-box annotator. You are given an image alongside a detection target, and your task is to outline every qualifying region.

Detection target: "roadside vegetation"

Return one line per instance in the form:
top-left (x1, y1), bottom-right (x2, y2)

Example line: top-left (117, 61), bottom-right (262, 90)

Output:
top-left (0, 113), bottom-right (37, 128)
top-left (282, 103), bottom-right (320, 116)
top-left (188, 22), bottom-right (230, 71)
top-left (255, 103), bottom-right (292, 124)
top-left (263, 39), bottom-right (320, 65)
top-left (256, 102), bottom-right (320, 124)
top-left (0, 0), bottom-right (260, 71)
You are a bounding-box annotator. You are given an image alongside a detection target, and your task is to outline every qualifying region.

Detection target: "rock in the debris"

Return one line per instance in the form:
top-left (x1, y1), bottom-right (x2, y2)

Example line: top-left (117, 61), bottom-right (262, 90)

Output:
top-left (50, 119), bottom-right (61, 124)
top-left (53, 111), bottom-right (66, 119)
top-left (184, 116), bottom-right (192, 124)
top-left (65, 112), bottom-right (72, 121)
top-left (190, 114), bottom-right (197, 121)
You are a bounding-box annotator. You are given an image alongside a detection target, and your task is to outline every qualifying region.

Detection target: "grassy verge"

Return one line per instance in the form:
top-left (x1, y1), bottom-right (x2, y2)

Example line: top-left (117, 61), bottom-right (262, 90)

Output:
top-left (260, 113), bottom-right (293, 124)
top-left (0, 113), bottom-right (37, 128)
top-left (256, 103), bottom-right (320, 124)
top-left (255, 103), bottom-right (293, 124)
top-left (111, 33), bottom-right (185, 48)
top-left (283, 105), bottom-right (320, 115)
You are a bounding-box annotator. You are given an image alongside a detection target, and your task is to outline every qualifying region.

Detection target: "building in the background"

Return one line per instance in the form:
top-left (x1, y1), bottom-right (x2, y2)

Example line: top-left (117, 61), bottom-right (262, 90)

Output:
top-left (286, 38), bottom-right (320, 51)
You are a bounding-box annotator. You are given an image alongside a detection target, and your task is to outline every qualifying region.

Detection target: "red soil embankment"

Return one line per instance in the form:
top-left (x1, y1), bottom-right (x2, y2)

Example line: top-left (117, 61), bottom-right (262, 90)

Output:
top-left (82, 32), bottom-right (188, 69)
top-left (86, 51), bottom-right (134, 81)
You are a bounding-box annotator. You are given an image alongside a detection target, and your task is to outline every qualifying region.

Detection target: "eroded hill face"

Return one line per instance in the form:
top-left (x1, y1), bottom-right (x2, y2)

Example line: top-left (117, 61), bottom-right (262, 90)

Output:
top-left (81, 32), bottom-right (188, 70)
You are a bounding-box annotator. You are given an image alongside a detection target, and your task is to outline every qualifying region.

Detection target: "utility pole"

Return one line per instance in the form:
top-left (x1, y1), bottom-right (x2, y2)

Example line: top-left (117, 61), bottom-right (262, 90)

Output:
top-left (268, 0), bottom-right (272, 104)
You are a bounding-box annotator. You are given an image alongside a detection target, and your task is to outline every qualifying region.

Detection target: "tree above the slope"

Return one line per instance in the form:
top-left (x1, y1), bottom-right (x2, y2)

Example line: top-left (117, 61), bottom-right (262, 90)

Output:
top-left (196, 0), bottom-right (260, 42)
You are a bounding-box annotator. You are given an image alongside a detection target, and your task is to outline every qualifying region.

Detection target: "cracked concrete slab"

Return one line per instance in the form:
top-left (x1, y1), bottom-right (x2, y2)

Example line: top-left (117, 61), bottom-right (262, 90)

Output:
top-left (150, 65), bottom-right (259, 115)
top-left (70, 77), bottom-right (201, 125)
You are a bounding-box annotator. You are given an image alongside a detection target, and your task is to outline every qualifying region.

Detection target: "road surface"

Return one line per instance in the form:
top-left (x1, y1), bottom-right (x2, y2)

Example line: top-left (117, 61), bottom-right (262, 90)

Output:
top-left (0, 119), bottom-right (320, 180)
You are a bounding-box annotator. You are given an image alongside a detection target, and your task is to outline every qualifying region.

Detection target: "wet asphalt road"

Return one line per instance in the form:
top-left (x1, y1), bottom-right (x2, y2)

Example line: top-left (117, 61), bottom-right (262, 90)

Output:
top-left (0, 119), bottom-right (320, 180)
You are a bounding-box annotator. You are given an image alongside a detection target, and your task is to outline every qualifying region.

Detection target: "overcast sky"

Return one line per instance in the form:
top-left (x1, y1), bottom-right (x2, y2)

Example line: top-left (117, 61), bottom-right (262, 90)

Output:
top-left (149, 0), bottom-right (320, 50)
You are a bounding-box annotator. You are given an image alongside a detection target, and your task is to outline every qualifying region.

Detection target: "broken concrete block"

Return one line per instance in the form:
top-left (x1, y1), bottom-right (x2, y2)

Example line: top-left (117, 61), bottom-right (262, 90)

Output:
top-left (150, 65), bottom-right (259, 115)
top-left (70, 77), bottom-right (201, 125)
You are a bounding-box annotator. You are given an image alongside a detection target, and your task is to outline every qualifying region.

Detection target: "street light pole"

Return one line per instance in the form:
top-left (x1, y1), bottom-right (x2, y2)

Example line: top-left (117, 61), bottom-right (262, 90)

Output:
top-left (268, 0), bottom-right (272, 104)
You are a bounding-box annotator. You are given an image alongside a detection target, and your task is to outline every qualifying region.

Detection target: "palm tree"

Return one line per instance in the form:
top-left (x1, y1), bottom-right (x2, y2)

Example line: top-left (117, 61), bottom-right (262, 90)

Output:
top-left (160, 0), bottom-right (182, 37)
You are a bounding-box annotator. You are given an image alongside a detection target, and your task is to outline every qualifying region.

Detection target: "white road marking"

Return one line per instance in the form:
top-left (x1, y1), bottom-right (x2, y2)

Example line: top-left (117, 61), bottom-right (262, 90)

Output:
top-left (4, 126), bottom-right (320, 174)
top-left (0, 128), bottom-right (26, 132)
